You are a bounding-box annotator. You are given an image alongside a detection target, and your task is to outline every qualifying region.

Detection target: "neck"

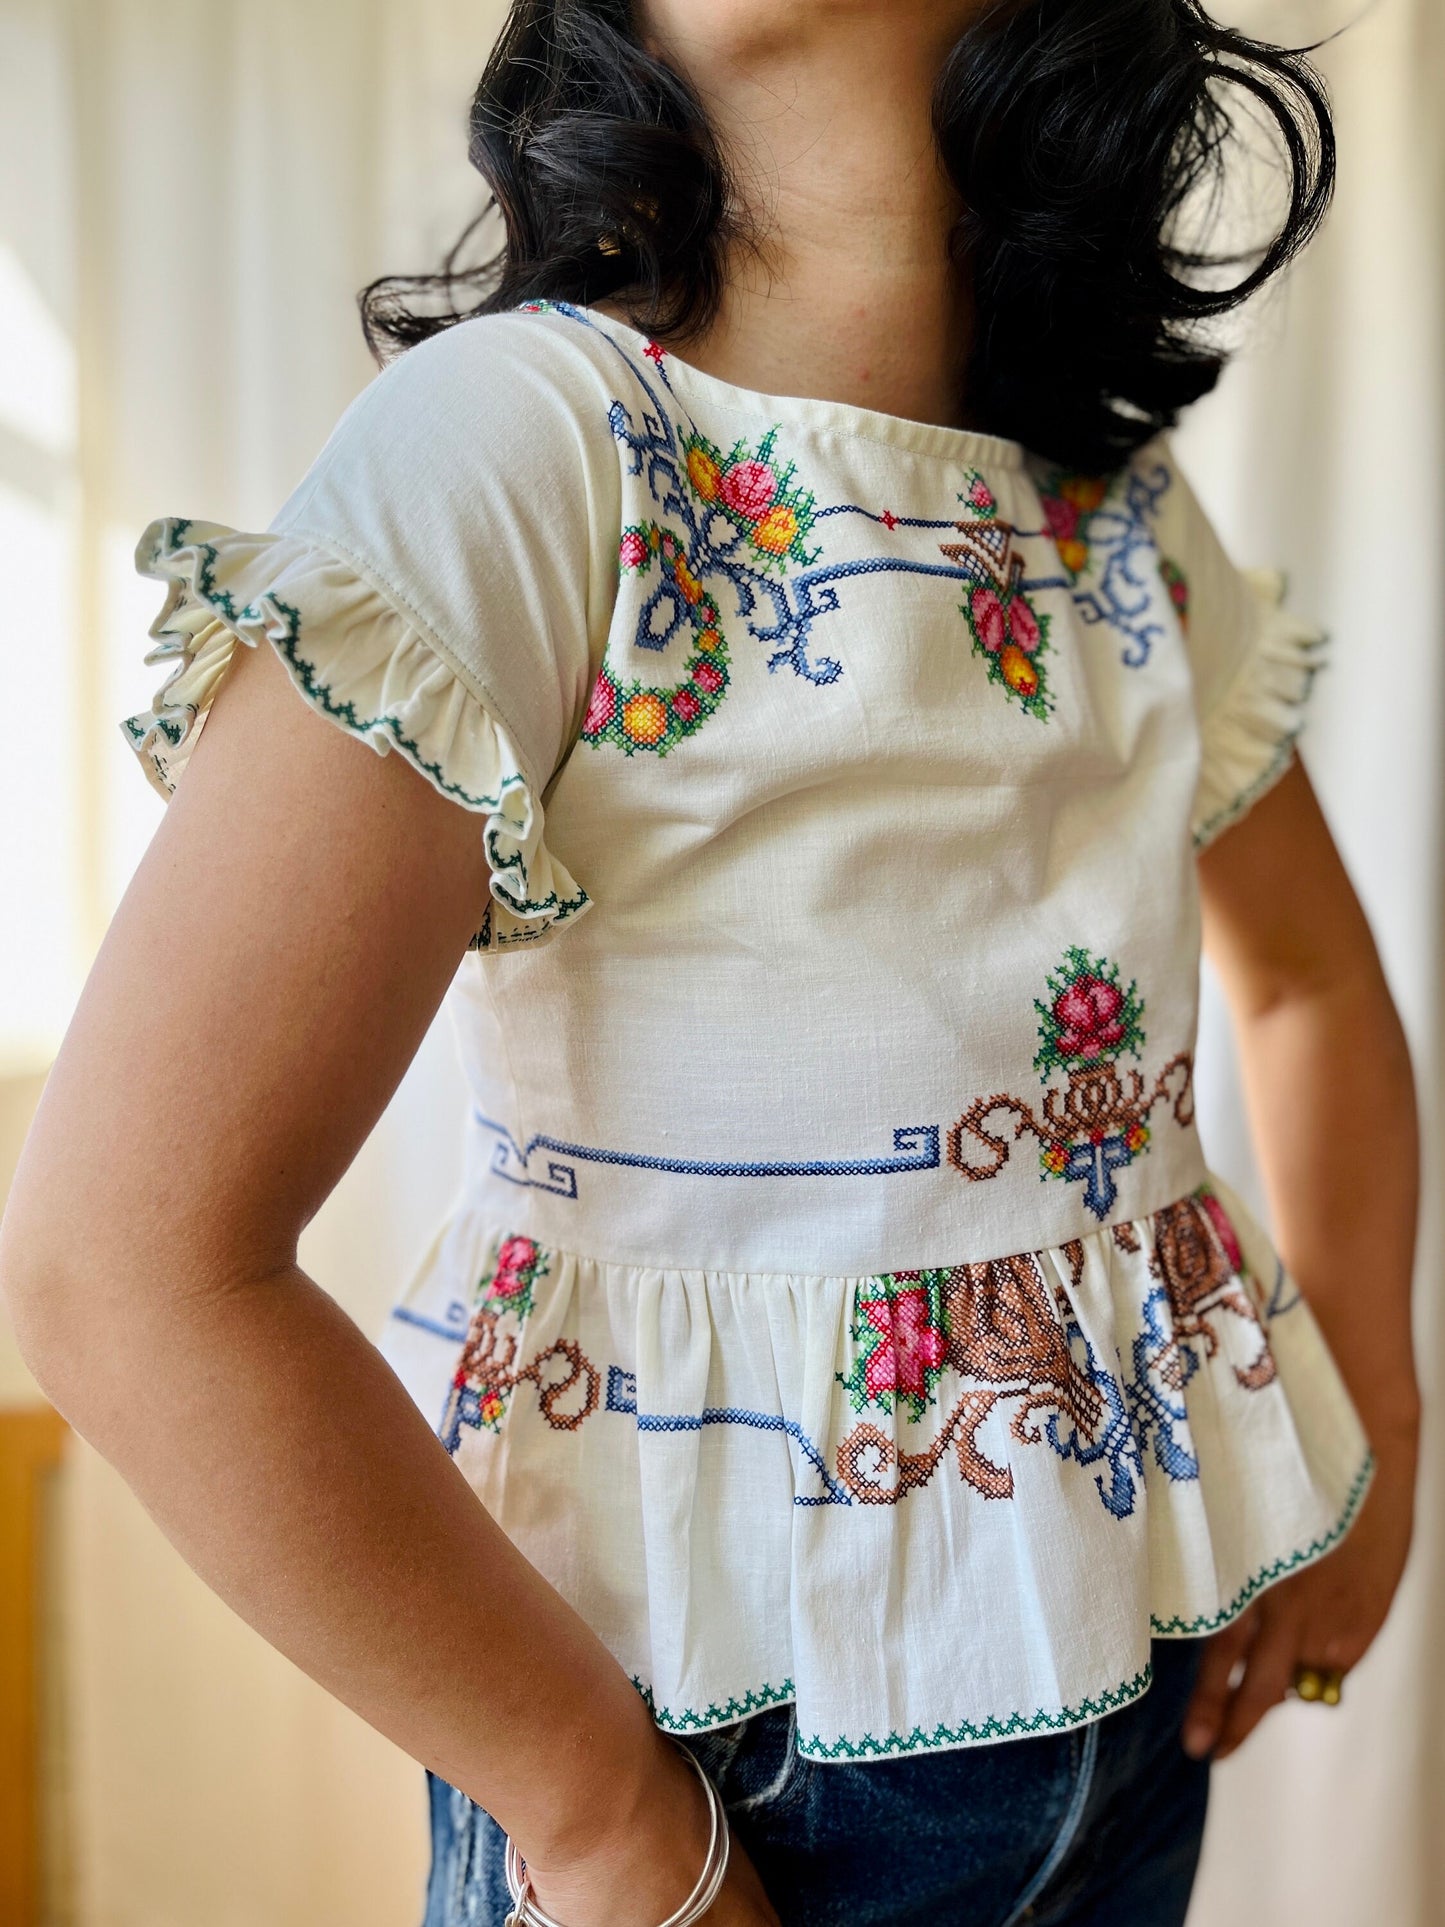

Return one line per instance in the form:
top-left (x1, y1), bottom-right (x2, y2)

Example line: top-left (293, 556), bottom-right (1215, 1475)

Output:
top-left (622, 7), bottom-right (979, 429)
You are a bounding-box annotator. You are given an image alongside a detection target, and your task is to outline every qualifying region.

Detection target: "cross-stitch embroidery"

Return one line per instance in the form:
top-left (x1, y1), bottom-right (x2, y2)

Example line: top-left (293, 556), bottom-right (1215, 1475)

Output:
top-left (474, 1108), bottom-right (941, 1200)
top-left (581, 400), bottom-right (828, 752)
top-left (1159, 556), bottom-right (1190, 630)
top-left (1127, 1186), bottom-right (1277, 1481)
top-left (947, 947), bottom-right (1194, 1221)
top-left (681, 425), bottom-right (820, 569)
top-left (438, 1235), bottom-right (600, 1450)
top-left (538, 303), bottom-right (1081, 740)
top-left (835, 1244), bottom-right (1142, 1517)
top-left (941, 497), bottom-right (1054, 721)
top-left (1032, 456), bottom-right (1177, 667)
top-left (1037, 472), bottom-right (1109, 579)
top-left (584, 524), bottom-right (732, 754)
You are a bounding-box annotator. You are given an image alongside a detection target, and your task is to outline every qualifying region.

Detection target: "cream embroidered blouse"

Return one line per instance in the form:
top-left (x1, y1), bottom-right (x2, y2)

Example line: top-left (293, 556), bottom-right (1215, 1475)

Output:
top-left (125, 302), bottom-right (1373, 1761)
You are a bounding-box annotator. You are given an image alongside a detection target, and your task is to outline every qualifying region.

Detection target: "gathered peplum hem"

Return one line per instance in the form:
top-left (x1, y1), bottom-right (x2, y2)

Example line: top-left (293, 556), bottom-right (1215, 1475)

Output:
top-left (380, 1168), bottom-right (1374, 1762)
top-left (1191, 566), bottom-right (1328, 850)
top-left (124, 518), bottom-right (591, 949)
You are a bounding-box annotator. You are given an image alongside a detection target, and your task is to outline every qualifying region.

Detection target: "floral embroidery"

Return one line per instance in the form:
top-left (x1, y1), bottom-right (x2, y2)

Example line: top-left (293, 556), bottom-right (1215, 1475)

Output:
top-left (680, 426), bottom-right (820, 569)
top-left (1127, 1186), bottom-right (1277, 1480)
top-left (584, 388), bottom-right (829, 751)
top-left (839, 1275), bottom-right (951, 1420)
top-left (1159, 556), bottom-right (1190, 630)
top-left (835, 1244), bottom-right (1142, 1518)
top-left (947, 947), bottom-right (1194, 1221)
top-left (438, 1235), bottom-right (600, 1450)
top-left (1037, 472), bottom-right (1109, 580)
top-left (556, 302), bottom-right (1078, 742)
top-left (941, 498), bottom-right (1054, 721)
top-left (583, 524), bottom-right (732, 754)
top-left (960, 468), bottom-right (998, 518)
top-left (1031, 456), bottom-right (1176, 667)
top-left (1033, 950), bottom-right (1146, 1078)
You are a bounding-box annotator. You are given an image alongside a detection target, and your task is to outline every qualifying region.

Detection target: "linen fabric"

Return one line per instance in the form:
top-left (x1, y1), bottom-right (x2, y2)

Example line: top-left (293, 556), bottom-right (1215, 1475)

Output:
top-left (123, 302), bottom-right (1372, 1761)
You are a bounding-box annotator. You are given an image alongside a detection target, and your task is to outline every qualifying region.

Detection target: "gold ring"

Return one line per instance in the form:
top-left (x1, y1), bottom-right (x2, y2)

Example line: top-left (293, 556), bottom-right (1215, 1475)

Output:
top-left (1291, 1663), bottom-right (1345, 1705)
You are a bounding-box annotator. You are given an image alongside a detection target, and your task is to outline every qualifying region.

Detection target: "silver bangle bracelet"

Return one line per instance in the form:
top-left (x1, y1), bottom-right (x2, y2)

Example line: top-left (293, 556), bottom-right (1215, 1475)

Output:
top-left (503, 1740), bottom-right (730, 1927)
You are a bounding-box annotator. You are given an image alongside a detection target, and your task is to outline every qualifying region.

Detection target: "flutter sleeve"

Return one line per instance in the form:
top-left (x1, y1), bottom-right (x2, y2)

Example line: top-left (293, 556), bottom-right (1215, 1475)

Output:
top-left (123, 312), bottom-right (620, 949)
top-left (1150, 437), bottom-right (1329, 852)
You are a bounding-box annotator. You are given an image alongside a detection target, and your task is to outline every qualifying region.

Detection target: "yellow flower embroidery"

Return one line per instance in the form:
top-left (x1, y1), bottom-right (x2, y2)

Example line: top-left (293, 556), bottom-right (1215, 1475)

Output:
top-left (686, 446), bottom-right (721, 501)
top-left (999, 643), bottom-right (1040, 699)
top-left (751, 503), bottom-right (799, 556)
top-left (622, 691), bottom-right (669, 746)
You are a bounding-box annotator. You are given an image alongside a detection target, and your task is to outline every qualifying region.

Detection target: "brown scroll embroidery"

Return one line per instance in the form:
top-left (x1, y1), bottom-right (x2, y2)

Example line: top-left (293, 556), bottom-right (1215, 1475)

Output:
top-left (439, 1235), bottom-right (601, 1453)
top-left (947, 947), bottom-right (1194, 1222)
top-left (1128, 1185), bottom-right (1278, 1482)
top-left (835, 1242), bottom-right (1143, 1519)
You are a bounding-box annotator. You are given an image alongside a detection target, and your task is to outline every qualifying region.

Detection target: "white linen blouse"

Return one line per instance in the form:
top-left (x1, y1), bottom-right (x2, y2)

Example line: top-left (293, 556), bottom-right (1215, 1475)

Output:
top-left (125, 301), bottom-right (1372, 1761)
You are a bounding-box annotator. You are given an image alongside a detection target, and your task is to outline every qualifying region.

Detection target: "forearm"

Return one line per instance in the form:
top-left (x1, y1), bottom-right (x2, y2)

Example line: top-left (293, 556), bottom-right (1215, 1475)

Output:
top-left (10, 1253), bottom-right (673, 1862)
top-left (1230, 967), bottom-right (1421, 1465)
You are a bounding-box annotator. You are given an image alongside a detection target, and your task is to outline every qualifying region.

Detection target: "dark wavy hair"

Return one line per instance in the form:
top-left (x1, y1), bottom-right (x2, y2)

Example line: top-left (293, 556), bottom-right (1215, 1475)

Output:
top-left (359, 0), bottom-right (1336, 472)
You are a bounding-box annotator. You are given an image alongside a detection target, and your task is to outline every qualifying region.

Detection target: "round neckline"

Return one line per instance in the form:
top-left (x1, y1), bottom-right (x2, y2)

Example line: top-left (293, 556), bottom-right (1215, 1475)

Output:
top-left (573, 304), bottom-right (1033, 470)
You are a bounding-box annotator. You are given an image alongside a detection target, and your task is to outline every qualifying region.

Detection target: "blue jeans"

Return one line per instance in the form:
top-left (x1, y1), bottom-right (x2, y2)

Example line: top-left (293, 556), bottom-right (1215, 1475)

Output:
top-left (423, 1636), bottom-right (1211, 1926)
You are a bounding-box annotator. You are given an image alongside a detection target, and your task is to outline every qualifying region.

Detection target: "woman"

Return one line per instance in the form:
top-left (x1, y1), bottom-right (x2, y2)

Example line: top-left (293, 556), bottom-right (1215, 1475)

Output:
top-left (1, 2), bottom-right (1420, 1923)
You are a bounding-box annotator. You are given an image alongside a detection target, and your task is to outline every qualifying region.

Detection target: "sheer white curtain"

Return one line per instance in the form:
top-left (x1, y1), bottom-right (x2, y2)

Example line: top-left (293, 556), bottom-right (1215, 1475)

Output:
top-left (0, 1), bottom-right (1439, 1921)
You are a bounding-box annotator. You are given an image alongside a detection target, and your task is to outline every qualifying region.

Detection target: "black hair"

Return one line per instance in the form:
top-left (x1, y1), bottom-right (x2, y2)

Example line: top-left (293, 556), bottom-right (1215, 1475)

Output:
top-left (359, 0), bottom-right (1335, 472)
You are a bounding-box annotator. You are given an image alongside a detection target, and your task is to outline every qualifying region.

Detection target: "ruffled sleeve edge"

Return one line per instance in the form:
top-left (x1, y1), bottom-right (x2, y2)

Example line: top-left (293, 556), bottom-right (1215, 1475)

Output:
top-left (123, 516), bottom-right (592, 951)
top-left (1190, 567), bottom-right (1329, 853)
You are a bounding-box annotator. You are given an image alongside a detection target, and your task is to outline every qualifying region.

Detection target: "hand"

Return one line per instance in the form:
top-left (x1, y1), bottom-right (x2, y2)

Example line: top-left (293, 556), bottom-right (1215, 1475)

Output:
top-left (522, 1737), bottom-right (780, 1927)
top-left (1180, 1434), bottom-right (1417, 1762)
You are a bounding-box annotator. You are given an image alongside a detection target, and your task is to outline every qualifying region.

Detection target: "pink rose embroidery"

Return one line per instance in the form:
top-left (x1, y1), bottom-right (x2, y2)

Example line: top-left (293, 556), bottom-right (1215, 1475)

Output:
top-left (1053, 976), bottom-right (1126, 1059)
top-left (1043, 495), bottom-right (1078, 542)
top-left (969, 476), bottom-right (996, 512)
top-left (584, 673), bottom-right (617, 734)
top-left (719, 460), bottom-right (777, 519)
top-left (971, 585), bottom-right (1007, 654)
top-left (1199, 1190), bottom-right (1245, 1275)
top-left (862, 1289), bottom-right (948, 1401)
top-left (618, 530), bottom-right (649, 570)
top-left (1008, 596), bottom-right (1041, 653)
top-left (692, 660), bottom-right (724, 695)
top-left (671, 688), bottom-right (702, 722)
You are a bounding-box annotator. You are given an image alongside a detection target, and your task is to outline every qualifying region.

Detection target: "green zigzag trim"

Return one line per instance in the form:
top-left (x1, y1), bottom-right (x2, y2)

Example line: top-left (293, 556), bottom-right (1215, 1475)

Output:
top-left (142, 520), bottom-right (589, 927)
top-left (631, 1675), bottom-right (796, 1732)
top-left (796, 1665), bottom-right (1154, 1761)
top-left (629, 1449), bottom-right (1376, 1762)
top-left (1150, 1448), bottom-right (1375, 1635)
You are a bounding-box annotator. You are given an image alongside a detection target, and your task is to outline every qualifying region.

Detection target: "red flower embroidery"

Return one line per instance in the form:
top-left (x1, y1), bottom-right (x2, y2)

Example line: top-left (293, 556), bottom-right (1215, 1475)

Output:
top-left (692, 660), bottom-right (725, 695)
top-left (1008, 596), bottom-right (1041, 653)
top-left (671, 688), bottom-right (702, 722)
top-left (862, 1288), bottom-right (947, 1400)
top-left (968, 476), bottom-right (996, 512)
top-left (583, 672), bottom-right (617, 735)
top-left (1043, 494), bottom-right (1079, 543)
top-left (1199, 1190), bottom-right (1245, 1274)
top-left (719, 459), bottom-right (777, 519)
top-left (1053, 976), bottom-right (1126, 1058)
top-left (971, 585), bottom-right (1007, 654)
top-left (488, 1235), bottom-right (539, 1301)
top-left (644, 339), bottom-right (666, 364)
top-left (619, 530), bottom-right (649, 570)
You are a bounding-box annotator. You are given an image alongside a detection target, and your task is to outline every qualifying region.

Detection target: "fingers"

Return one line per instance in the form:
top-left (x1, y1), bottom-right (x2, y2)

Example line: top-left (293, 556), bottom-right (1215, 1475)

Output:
top-left (1181, 1608), bottom-right (1257, 1759)
top-left (1197, 1598), bottom-right (1304, 1762)
top-left (1212, 1603), bottom-right (1302, 1758)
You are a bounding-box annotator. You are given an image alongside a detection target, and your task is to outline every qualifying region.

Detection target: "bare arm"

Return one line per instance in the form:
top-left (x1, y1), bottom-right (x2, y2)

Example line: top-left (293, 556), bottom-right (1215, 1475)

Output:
top-left (1180, 755), bottom-right (1421, 1758)
top-left (0, 639), bottom-right (773, 1925)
